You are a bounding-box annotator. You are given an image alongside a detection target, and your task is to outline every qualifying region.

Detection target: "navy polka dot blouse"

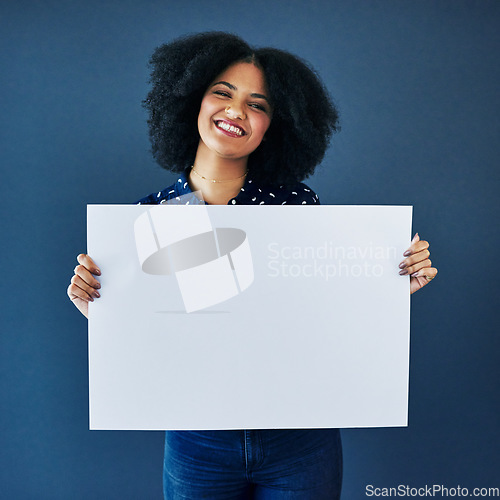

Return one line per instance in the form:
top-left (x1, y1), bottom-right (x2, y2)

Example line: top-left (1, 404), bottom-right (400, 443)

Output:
top-left (136, 171), bottom-right (320, 206)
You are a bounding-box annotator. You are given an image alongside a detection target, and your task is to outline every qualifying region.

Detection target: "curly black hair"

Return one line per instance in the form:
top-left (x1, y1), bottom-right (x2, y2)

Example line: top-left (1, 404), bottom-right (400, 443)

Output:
top-left (144, 32), bottom-right (339, 186)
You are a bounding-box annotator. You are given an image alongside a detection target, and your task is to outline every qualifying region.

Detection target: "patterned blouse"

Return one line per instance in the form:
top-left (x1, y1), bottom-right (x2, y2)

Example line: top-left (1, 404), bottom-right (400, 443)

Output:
top-left (136, 171), bottom-right (320, 206)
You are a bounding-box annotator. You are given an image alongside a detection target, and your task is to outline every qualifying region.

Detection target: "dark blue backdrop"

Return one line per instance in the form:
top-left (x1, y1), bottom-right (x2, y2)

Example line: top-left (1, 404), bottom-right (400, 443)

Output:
top-left (1, 1), bottom-right (499, 498)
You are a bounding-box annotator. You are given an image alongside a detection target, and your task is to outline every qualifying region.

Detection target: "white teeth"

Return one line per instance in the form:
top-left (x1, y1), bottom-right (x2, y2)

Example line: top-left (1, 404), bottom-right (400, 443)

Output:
top-left (217, 121), bottom-right (243, 136)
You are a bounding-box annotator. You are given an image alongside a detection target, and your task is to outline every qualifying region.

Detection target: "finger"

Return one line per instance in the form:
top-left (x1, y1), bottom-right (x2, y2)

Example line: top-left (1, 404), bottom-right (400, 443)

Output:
top-left (400, 258), bottom-right (432, 276)
top-left (412, 267), bottom-right (438, 281)
top-left (71, 274), bottom-right (101, 299)
top-left (67, 282), bottom-right (94, 302)
top-left (411, 233), bottom-right (420, 244)
top-left (399, 248), bottom-right (430, 269)
top-left (74, 264), bottom-right (101, 289)
top-left (77, 253), bottom-right (101, 276)
top-left (403, 239), bottom-right (429, 257)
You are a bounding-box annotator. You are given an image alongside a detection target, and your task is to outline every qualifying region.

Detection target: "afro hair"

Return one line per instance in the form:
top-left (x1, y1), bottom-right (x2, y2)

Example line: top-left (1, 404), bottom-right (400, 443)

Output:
top-left (143, 32), bottom-right (339, 186)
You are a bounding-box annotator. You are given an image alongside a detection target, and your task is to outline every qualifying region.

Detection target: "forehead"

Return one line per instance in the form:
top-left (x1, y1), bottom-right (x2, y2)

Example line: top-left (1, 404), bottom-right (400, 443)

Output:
top-left (210, 62), bottom-right (268, 93)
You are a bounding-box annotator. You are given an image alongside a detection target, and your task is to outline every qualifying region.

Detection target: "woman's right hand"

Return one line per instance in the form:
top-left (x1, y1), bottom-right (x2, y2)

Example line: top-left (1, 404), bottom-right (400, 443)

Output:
top-left (67, 254), bottom-right (101, 319)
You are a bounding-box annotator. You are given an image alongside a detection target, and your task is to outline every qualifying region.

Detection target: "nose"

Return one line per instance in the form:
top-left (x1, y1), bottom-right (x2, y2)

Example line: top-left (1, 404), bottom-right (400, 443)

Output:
top-left (225, 103), bottom-right (246, 120)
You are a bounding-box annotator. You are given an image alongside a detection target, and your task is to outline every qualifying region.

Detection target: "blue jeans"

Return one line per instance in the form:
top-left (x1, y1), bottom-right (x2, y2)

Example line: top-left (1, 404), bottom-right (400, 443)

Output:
top-left (163, 429), bottom-right (342, 499)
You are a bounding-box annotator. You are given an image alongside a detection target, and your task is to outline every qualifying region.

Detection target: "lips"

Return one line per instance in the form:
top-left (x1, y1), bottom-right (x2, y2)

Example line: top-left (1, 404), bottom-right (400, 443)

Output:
top-left (214, 120), bottom-right (246, 137)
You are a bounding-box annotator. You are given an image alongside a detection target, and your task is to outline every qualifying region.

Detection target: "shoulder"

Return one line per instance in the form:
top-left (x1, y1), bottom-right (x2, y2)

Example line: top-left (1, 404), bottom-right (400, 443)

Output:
top-left (135, 173), bottom-right (191, 205)
top-left (281, 182), bottom-right (320, 205)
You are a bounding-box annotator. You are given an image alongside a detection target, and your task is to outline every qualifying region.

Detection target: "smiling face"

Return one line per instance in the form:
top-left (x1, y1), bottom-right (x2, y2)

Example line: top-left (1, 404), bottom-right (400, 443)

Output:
top-left (197, 62), bottom-right (272, 162)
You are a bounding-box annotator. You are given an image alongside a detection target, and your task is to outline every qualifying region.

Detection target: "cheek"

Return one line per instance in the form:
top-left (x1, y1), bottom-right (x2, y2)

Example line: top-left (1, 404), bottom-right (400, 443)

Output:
top-left (197, 100), bottom-right (214, 135)
top-left (253, 117), bottom-right (271, 142)
top-left (198, 96), bottom-right (213, 119)
top-left (200, 94), bottom-right (220, 113)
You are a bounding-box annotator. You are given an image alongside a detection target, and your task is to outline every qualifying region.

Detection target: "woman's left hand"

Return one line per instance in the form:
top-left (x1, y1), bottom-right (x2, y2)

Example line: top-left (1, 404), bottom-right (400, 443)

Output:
top-left (399, 233), bottom-right (438, 294)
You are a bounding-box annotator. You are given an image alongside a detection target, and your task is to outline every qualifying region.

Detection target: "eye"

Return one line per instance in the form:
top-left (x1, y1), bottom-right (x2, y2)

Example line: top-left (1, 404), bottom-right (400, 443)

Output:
top-left (213, 90), bottom-right (231, 98)
top-left (249, 102), bottom-right (268, 112)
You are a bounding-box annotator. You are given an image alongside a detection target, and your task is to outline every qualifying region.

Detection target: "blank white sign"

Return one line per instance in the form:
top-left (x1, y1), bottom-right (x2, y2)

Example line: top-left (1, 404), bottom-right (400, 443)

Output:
top-left (87, 205), bottom-right (412, 430)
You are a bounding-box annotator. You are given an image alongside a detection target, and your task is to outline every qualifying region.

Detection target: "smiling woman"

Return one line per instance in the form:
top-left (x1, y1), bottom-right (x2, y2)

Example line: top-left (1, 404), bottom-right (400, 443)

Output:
top-left (143, 32), bottom-right (339, 188)
top-left (67, 31), bottom-right (437, 500)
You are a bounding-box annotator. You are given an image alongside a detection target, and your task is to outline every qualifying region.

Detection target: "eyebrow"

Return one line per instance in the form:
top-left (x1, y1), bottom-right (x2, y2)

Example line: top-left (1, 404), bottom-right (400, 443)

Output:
top-left (211, 81), bottom-right (269, 103)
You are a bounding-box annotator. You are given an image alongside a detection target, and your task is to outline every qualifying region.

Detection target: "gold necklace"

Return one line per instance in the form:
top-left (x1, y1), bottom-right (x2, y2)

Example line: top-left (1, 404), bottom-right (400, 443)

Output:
top-left (190, 165), bottom-right (248, 183)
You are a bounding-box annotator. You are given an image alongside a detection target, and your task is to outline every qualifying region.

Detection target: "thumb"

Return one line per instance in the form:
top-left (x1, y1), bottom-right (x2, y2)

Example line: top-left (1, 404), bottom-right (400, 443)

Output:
top-left (411, 232), bottom-right (420, 244)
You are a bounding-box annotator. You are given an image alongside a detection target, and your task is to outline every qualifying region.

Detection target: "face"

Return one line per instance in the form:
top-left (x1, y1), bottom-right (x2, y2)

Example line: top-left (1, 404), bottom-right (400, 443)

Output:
top-left (197, 62), bottom-right (272, 161)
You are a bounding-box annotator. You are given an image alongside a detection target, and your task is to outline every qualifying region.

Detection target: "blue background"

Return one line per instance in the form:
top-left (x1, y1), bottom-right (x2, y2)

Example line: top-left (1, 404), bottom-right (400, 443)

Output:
top-left (1, 0), bottom-right (499, 498)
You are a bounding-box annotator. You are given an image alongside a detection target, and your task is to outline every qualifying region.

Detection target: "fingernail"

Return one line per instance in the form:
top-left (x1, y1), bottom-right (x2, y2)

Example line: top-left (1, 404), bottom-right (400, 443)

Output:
top-left (94, 291), bottom-right (100, 298)
top-left (399, 261), bottom-right (406, 269)
top-left (94, 269), bottom-right (101, 276)
top-left (403, 250), bottom-right (411, 257)
top-left (399, 269), bottom-right (408, 276)
top-left (411, 233), bottom-right (419, 243)
top-left (411, 272), bottom-right (419, 278)
top-left (95, 282), bottom-right (101, 289)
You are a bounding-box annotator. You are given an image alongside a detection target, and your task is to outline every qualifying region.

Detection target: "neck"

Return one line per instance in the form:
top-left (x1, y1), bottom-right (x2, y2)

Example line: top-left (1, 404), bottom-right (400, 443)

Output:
top-left (188, 142), bottom-right (249, 205)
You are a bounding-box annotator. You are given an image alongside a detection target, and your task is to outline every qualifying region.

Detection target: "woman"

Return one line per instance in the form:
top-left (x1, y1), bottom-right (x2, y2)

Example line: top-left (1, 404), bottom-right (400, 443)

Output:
top-left (68, 32), bottom-right (437, 499)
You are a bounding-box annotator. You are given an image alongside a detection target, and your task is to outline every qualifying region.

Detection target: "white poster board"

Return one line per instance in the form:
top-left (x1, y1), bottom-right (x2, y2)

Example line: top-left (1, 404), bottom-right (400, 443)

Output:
top-left (87, 205), bottom-right (412, 430)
